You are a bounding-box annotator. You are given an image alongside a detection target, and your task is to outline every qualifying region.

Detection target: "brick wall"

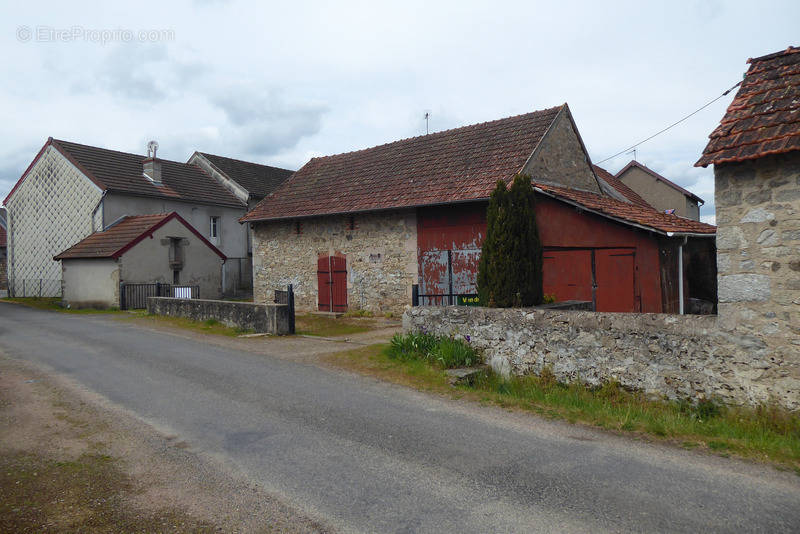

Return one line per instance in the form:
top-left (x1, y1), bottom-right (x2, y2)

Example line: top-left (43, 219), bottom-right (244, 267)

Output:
top-left (714, 152), bottom-right (800, 376)
top-left (251, 210), bottom-right (418, 313)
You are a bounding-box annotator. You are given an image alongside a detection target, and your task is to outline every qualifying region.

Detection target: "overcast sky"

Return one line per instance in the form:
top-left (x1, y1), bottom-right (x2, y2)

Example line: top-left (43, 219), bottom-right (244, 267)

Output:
top-left (1, 1), bottom-right (798, 223)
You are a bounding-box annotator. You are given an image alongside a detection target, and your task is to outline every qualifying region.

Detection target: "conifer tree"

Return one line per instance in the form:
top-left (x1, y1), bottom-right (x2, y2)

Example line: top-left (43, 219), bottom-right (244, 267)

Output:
top-left (477, 174), bottom-right (543, 307)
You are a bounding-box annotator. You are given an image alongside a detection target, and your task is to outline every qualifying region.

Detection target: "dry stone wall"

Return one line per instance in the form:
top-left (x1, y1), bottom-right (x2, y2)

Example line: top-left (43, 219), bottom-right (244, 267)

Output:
top-left (404, 306), bottom-right (799, 410)
top-left (251, 210), bottom-right (417, 313)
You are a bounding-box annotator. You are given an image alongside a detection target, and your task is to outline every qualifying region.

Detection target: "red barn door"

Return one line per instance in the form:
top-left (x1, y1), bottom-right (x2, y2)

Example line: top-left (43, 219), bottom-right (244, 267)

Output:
top-left (595, 249), bottom-right (636, 312)
top-left (317, 255), bottom-right (348, 312)
top-left (542, 249), bottom-right (593, 302)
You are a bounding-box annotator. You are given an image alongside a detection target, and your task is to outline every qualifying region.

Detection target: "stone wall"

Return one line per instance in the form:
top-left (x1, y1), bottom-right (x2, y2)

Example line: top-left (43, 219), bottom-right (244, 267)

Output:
top-left (251, 210), bottom-right (417, 314)
top-left (147, 297), bottom-right (291, 334)
top-left (714, 152), bottom-right (800, 376)
top-left (404, 306), bottom-right (799, 410)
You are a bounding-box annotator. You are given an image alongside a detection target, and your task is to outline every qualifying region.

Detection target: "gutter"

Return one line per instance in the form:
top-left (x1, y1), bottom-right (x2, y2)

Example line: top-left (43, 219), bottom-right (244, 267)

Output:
top-left (678, 236), bottom-right (687, 315)
top-left (665, 231), bottom-right (715, 238)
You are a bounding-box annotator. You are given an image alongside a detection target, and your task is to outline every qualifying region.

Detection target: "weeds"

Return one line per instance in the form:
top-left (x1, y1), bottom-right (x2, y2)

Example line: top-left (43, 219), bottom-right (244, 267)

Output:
top-left (386, 332), bottom-right (480, 369)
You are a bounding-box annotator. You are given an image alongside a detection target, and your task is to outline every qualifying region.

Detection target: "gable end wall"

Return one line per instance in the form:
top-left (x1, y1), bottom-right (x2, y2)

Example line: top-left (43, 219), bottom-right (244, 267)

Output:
top-left (522, 111), bottom-right (600, 194)
top-left (6, 146), bottom-right (103, 295)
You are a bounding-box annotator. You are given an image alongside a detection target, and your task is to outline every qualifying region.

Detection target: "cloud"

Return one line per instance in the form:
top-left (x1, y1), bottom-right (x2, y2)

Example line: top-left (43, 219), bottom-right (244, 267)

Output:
top-left (212, 87), bottom-right (328, 157)
top-left (73, 43), bottom-right (207, 103)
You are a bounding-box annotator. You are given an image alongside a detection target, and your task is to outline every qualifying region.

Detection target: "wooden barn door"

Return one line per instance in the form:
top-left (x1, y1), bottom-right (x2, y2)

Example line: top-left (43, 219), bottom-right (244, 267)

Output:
top-left (595, 249), bottom-right (636, 312)
top-left (317, 255), bottom-right (348, 312)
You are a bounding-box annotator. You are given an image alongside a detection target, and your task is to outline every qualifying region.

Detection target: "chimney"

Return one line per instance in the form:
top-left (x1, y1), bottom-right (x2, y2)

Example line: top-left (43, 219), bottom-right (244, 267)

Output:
top-left (143, 140), bottom-right (162, 184)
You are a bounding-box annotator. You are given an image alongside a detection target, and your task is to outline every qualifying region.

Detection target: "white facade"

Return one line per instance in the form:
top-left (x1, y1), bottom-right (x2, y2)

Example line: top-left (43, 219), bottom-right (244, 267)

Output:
top-left (5, 146), bottom-right (103, 296)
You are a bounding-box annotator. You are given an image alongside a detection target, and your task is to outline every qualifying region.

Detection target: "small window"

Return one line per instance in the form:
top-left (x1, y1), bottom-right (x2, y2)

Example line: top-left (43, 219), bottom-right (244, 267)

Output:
top-left (210, 216), bottom-right (220, 243)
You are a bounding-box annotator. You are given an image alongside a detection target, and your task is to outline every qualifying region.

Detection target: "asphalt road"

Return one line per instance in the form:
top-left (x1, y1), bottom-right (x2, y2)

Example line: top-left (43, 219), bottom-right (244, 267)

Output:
top-left (1, 302), bottom-right (799, 533)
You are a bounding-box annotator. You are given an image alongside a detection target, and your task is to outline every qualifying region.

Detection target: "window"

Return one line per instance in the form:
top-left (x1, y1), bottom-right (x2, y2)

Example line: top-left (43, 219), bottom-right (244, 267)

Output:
top-left (210, 216), bottom-right (220, 244)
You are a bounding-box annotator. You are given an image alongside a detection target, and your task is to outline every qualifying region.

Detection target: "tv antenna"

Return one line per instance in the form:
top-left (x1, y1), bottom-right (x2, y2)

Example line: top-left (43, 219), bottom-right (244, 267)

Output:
top-left (424, 111), bottom-right (430, 135)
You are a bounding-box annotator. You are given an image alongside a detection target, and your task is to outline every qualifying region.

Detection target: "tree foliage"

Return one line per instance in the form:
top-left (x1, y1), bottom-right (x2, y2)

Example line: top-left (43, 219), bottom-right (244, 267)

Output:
top-left (477, 174), bottom-right (543, 307)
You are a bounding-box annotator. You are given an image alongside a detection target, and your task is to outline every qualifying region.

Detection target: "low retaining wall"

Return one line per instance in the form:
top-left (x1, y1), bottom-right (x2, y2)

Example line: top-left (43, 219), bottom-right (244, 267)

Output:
top-left (404, 306), bottom-right (799, 410)
top-left (147, 297), bottom-right (292, 335)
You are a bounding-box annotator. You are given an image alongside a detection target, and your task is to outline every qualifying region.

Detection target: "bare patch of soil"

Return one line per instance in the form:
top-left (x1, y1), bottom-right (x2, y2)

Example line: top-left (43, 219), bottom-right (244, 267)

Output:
top-left (0, 356), bottom-right (330, 533)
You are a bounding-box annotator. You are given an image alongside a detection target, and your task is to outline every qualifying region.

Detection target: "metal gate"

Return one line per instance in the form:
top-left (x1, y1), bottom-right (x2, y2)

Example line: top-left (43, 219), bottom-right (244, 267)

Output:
top-left (317, 255), bottom-right (347, 312)
top-left (120, 283), bottom-right (199, 310)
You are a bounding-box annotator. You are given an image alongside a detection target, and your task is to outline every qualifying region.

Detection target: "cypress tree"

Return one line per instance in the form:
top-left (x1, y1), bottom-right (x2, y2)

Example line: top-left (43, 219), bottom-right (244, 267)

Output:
top-left (477, 174), bottom-right (543, 307)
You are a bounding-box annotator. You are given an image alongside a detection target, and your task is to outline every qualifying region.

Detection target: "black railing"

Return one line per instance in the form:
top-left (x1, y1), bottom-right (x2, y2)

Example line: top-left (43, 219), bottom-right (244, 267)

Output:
top-left (120, 283), bottom-right (199, 310)
top-left (411, 284), bottom-right (479, 307)
top-left (273, 284), bottom-right (295, 334)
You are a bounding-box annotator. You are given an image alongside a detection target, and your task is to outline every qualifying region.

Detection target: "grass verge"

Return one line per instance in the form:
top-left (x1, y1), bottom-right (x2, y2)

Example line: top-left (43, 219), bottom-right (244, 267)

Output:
top-left (295, 313), bottom-right (376, 337)
top-left (325, 343), bottom-right (800, 471)
top-left (1, 297), bottom-right (123, 314)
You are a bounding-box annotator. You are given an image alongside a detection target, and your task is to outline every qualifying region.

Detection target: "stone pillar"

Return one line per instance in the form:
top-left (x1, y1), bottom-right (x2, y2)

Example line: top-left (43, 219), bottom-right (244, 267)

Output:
top-left (714, 153), bottom-right (800, 398)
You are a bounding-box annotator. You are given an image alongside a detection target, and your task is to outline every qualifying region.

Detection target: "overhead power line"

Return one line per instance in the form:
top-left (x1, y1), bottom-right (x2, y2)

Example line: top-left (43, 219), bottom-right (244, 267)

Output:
top-left (595, 81), bottom-right (741, 165)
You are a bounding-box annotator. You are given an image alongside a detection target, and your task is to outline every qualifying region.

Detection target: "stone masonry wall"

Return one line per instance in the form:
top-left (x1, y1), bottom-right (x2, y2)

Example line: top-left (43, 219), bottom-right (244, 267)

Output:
top-left (251, 210), bottom-right (417, 314)
top-left (714, 152), bottom-right (800, 378)
top-left (404, 306), bottom-right (799, 410)
top-left (147, 297), bottom-right (291, 334)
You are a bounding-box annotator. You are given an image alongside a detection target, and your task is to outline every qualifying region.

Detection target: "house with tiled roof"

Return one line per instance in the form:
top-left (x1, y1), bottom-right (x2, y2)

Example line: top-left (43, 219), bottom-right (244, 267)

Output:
top-left (188, 152), bottom-right (294, 208)
top-left (243, 103), bottom-right (716, 314)
top-left (54, 212), bottom-right (225, 308)
top-left (3, 138), bottom-right (249, 298)
top-left (696, 45), bottom-right (800, 367)
top-left (613, 160), bottom-right (705, 221)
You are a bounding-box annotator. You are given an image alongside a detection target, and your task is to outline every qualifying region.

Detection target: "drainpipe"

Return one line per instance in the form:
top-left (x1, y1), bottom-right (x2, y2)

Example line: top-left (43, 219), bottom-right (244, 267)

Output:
top-left (221, 259), bottom-right (226, 298)
top-left (678, 236), bottom-right (687, 315)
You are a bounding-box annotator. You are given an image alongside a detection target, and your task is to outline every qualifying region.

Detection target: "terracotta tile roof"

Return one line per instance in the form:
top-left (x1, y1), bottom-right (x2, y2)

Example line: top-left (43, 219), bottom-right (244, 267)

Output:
top-left (536, 183), bottom-right (716, 235)
top-left (697, 46), bottom-right (800, 167)
top-left (6, 138), bottom-right (245, 208)
top-left (197, 152), bottom-right (294, 200)
top-left (592, 165), bottom-right (653, 209)
top-left (54, 212), bottom-right (225, 260)
top-left (616, 160), bottom-right (704, 203)
top-left (242, 106), bottom-right (564, 222)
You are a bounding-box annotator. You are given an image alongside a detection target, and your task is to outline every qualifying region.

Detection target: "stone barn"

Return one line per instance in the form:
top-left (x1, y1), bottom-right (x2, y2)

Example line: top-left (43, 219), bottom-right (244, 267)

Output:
top-left (243, 104), bottom-right (715, 315)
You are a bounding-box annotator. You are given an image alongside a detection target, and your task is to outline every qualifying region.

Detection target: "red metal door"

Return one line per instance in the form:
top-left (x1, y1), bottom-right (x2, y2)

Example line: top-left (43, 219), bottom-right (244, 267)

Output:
top-left (595, 249), bottom-right (636, 312)
top-left (543, 249), bottom-right (593, 302)
top-left (317, 255), bottom-right (348, 312)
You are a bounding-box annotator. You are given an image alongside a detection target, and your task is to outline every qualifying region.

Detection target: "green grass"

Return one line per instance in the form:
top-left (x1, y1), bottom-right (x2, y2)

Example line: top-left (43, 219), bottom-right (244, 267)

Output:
top-left (1, 297), bottom-right (123, 313)
top-left (295, 313), bottom-right (376, 337)
top-left (386, 332), bottom-right (481, 368)
top-left (325, 346), bottom-right (800, 469)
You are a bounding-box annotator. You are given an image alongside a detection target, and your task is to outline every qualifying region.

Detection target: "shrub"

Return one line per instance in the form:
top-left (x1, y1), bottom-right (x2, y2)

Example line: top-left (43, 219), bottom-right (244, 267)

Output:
top-left (477, 174), bottom-right (543, 307)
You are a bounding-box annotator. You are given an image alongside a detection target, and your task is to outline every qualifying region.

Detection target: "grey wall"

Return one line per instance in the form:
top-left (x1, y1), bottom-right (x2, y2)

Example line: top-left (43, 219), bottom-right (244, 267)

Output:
top-left (405, 306), bottom-right (799, 411)
top-left (61, 258), bottom-right (119, 308)
top-left (118, 217), bottom-right (223, 299)
top-left (147, 297), bottom-right (291, 334)
top-left (102, 193), bottom-right (248, 294)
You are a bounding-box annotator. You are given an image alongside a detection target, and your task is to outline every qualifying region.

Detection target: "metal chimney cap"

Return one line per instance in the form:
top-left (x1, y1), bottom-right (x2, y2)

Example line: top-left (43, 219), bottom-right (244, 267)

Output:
top-left (146, 140), bottom-right (159, 159)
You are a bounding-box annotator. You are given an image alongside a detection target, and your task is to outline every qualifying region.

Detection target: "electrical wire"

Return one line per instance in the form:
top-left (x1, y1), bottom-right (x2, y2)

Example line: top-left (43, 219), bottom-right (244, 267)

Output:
top-left (595, 81), bottom-right (742, 165)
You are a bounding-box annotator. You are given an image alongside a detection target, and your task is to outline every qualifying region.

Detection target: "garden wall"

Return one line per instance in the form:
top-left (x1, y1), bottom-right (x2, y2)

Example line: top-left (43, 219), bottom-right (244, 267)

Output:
top-left (147, 297), bottom-right (292, 335)
top-left (403, 306), bottom-right (799, 410)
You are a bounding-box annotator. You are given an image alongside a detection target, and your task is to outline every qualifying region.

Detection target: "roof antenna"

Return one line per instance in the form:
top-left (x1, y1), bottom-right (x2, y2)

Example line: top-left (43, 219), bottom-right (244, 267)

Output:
top-left (626, 147), bottom-right (637, 161)
top-left (424, 111), bottom-right (430, 135)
